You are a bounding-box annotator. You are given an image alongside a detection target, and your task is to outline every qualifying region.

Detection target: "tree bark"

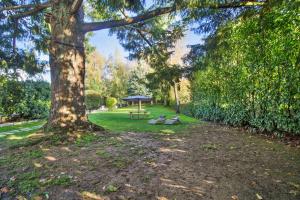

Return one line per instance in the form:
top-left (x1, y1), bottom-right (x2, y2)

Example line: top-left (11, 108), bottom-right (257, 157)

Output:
top-left (173, 82), bottom-right (180, 114)
top-left (45, 1), bottom-right (91, 132)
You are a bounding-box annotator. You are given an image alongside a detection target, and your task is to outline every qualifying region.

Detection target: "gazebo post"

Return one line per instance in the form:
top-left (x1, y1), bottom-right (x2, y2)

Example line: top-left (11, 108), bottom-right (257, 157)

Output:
top-left (138, 100), bottom-right (141, 112)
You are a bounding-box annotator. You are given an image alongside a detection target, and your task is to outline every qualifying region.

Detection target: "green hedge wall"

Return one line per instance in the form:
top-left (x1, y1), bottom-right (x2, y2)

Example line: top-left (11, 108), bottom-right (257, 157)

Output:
top-left (0, 79), bottom-right (50, 120)
top-left (190, 1), bottom-right (300, 135)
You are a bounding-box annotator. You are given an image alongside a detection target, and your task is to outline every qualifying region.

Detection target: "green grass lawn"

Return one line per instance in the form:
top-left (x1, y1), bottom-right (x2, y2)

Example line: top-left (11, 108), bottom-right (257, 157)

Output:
top-left (0, 120), bottom-right (44, 133)
top-left (88, 105), bottom-right (198, 134)
top-left (0, 120), bottom-right (45, 147)
top-left (0, 106), bottom-right (197, 147)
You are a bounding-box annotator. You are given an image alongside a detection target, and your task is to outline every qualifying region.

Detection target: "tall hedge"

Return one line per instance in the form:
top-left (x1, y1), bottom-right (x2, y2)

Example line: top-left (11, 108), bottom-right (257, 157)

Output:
top-left (0, 79), bottom-right (50, 120)
top-left (85, 90), bottom-right (102, 110)
top-left (190, 1), bottom-right (300, 135)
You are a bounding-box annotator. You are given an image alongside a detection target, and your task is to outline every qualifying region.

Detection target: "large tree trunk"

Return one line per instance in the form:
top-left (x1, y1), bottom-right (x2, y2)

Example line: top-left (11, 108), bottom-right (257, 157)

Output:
top-left (45, 1), bottom-right (90, 132)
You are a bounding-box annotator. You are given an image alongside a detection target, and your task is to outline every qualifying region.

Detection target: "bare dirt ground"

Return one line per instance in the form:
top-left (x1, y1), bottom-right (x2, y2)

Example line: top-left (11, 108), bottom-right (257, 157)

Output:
top-left (0, 122), bottom-right (300, 200)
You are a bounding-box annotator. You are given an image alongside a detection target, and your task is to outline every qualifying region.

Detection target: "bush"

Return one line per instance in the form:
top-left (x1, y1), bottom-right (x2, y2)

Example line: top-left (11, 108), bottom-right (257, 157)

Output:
top-left (0, 79), bottom-right (50, 120)
top-left (106, 97), bottom-right (117, 110)
top-left (85, 90), bottom-right (102, 111)
top-left (180, 103), bottom-right (195, 117)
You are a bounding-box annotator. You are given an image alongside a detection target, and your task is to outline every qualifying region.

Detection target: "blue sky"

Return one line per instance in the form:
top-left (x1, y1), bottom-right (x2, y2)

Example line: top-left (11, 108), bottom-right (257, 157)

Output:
top-left (41, 29), bottom-right (202, 82)
top-left (89, 29), bottom-right (203, 61)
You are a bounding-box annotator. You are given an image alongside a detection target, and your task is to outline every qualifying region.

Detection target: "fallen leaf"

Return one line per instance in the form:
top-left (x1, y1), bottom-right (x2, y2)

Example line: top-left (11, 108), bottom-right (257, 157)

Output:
top-left (231, 195), bottom-right (239, 200)
top-left (256, 193), bottom-right (263, 200)
top-left (157, 197), bottom-right (169, 200)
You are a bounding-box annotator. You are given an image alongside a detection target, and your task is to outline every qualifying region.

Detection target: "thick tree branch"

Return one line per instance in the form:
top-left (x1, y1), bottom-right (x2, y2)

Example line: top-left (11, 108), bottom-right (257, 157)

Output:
top-left (83, 6), bottom-right (175, 33)
top-left (11, 4), bottom-right (50, 19)
top-left (0, 2), bottom-right (51, 12)
top-left (120, 10), bottom-right (154, 48)
top-left (82, 0), bottom-right (265, 33)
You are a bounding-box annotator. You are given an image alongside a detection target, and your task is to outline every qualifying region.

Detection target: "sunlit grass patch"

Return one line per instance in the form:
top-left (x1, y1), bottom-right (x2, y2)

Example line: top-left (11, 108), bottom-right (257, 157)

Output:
top-left (89, 105), bottom-right (198, 134)
top-left (0, 120), bottom-right (45, 133)
top-left (0, 130), bottom-right (43, 141)
top-left (160, 129), bottom-right (175, 134)
top-left (0, 120), bottom-right (46, 148)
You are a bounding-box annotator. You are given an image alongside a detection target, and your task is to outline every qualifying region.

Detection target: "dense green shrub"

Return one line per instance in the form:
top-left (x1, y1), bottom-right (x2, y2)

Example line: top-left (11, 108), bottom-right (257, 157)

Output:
top-left (0, 79), bottom-right (50, 120)
top-left (106, 97), bottom-right (117, 110)
top-left (190, 0), bottom-right (300, 135)
top-left (85, 90), bottom-right (102, 110)
top-left (180, 103), bottom-right (196, 118)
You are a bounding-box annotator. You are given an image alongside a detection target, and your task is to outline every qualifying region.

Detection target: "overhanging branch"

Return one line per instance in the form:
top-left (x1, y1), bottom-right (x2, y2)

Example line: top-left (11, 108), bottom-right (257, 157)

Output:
top-left (82, 0), bottom-right (265, 33)
top-left (83, 6), bottom-right (175, 33)
top-left (11, 4), bottom-right (50, 19)
top-left (0, 2), bottom-right (51, 12)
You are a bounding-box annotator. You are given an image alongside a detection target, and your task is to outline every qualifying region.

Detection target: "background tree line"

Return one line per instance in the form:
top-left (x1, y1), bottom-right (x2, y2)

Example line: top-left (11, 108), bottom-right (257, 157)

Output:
top-left (85, 49), bottom-right (152, 110)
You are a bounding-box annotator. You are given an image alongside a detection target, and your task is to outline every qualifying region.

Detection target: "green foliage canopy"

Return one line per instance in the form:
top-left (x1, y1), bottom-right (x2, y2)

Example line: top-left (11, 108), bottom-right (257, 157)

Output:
top-left (127, 65), bottom-right (151, 96)
top-left (188, 0), bottom-right (300, 135)
top-left (106, 97), bottom-right (118, 110)
top-left (0, 79), bottom-right (50, 119)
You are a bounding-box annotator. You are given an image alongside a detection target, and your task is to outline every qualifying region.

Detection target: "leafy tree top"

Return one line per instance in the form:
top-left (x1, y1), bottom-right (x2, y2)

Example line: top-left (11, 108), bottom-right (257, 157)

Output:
top-left (0, 0), bottom-right (266, 77)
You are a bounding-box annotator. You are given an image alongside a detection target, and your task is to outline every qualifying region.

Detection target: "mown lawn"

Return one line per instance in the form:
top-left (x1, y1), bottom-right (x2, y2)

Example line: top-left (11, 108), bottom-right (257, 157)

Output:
top-left (0, 120), bottom-right (45, 147)
top-left (0, 120), bottom-right (44, 133)
top-left (88, 105), bottom-right (198, 134)
top-left (0, 105), bottom-right (197, 148)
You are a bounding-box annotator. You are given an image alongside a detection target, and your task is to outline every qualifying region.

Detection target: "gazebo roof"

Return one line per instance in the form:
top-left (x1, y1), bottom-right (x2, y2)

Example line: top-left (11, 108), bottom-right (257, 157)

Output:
top-left (122, 95), bottom-right (152, 102)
